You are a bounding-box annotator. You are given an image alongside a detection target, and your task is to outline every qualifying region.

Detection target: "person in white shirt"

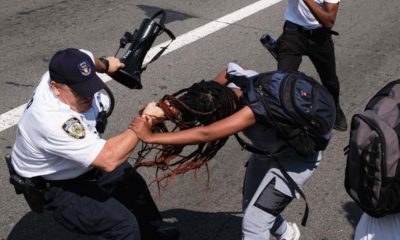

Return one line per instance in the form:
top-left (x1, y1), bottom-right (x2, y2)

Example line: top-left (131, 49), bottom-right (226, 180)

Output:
top-left (354, 213), bottom-right (400, 240)
top-left (274, 0), bottom-right (348, 131)
top-left (10, 48), bottom-right (179, 240)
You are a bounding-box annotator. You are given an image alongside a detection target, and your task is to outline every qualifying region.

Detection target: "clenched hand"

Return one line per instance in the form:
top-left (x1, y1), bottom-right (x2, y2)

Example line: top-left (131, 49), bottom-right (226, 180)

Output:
top-left (129, 116), bottom-right (154, 142)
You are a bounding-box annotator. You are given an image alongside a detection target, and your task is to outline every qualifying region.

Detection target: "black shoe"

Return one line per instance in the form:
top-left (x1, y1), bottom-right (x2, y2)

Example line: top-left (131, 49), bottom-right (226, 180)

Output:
top-left (156, 226), bottom-right (180, 240)
top-left (334, 107), bottom-right (348, 131)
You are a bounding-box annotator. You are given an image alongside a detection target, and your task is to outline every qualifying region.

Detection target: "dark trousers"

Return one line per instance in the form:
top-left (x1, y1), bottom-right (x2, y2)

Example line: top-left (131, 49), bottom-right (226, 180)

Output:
top-left (44, 162), bottom-right (162, 240)
top-left (276, 22), bottom-right (341, 106)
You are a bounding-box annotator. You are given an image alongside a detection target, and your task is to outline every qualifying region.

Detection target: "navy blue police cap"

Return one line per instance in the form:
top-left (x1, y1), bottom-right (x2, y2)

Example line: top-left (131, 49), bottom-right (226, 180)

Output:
top-left (49, 48), bottom-right (106, 98)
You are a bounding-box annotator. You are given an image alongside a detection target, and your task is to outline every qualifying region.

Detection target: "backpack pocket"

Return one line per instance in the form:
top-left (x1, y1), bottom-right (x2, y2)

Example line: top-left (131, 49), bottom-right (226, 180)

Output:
top-left (280, 74), bottom-right (335, 152)
top-left (281, 75), bottom-right (335, 135)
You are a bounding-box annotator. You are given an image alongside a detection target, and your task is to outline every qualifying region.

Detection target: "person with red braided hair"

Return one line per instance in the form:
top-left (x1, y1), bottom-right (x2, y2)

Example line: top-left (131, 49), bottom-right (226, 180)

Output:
top-left (133, 63), bottom-right (327, 240)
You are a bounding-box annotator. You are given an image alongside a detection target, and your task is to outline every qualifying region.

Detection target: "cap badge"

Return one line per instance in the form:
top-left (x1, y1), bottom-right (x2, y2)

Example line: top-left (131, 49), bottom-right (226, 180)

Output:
top-left (78, 61), bottom-right (92, 76)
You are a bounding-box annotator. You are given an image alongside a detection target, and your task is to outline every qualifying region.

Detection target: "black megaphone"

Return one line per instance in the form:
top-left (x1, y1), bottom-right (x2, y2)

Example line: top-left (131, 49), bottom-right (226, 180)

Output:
top-left (109, 10), bottom-right (175, 89)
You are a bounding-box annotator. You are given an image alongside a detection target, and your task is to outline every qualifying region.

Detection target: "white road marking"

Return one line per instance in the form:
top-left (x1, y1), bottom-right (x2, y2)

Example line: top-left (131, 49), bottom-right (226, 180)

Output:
top-left (0, 105), bottom-right (26, 132)
top-left (0, 0), bottom-right (282, 133)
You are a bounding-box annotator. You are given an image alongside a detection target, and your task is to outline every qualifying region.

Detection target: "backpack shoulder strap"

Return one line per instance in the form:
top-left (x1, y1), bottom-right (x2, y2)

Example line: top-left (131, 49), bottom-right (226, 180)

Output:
top-left (257, 71), bottom-right (299, 130)
top-left (234, 134), bottom-right (310, 226)
top-left (234, 133), bottom-right (271, 155)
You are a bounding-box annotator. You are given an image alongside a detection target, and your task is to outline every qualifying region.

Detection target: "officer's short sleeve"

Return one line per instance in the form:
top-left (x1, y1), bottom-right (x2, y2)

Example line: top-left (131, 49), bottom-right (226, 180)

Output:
top-left (44, 116), bottom-right (106, 167)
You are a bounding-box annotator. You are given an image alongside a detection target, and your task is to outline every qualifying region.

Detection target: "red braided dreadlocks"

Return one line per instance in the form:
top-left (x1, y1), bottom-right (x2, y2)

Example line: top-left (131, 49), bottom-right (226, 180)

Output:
top-left (134, 80), bottom-right (238, 186)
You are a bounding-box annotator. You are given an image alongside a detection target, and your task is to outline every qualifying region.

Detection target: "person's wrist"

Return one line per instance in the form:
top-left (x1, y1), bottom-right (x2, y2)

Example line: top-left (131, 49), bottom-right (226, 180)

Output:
top-left (127, 126), bottom-right (135, 133)
top-left (99, 57), bottom-right (109, 73)
top-left (132, 127), bottom-right (152, 142)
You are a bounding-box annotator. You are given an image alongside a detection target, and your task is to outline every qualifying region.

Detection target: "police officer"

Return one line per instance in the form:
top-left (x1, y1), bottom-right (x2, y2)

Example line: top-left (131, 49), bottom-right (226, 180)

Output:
top-left (11, 48), bottom-right (179, 240)
top-left (275, 0), bottom-right (347, 131)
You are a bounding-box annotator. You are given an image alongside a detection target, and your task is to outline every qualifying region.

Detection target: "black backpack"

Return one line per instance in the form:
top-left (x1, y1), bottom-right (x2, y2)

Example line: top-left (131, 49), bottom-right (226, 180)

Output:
top-left (241, 71), bottom-right (336, 155)
top-left (344, 79), bottom-right (400, 217)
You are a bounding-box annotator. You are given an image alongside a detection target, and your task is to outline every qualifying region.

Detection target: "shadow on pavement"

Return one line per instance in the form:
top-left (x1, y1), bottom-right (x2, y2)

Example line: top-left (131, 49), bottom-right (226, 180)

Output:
top-left (136, 5), bottom-right (195, 24)
top-left (162, 209), bottom-right (242, 240)
top-left (342, 201), bottom-right (363, 239)
top-left (7, 211), bottom-right (94, 240)
top-left (8, 209), bottom-right (242, 240)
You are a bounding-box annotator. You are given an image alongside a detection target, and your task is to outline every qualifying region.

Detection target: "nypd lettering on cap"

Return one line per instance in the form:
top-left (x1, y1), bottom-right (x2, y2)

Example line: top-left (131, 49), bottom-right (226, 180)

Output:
top-left (78, 61), bottom-right (92, 76)
top-left (62, 117), bottom-right (86, 139)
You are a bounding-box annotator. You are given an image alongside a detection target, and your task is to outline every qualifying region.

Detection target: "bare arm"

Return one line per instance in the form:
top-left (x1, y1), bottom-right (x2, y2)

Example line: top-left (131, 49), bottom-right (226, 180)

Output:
top-left (132, 106), bottom-right (256, 145)
top-left (213, 66), bottom-right (243, 97)
top-left (214, 68), bottom-right (229, 85)
top-left (303, 1), bottom-right (339, 28)
top-left (91, 124), bottom-right (139, 172)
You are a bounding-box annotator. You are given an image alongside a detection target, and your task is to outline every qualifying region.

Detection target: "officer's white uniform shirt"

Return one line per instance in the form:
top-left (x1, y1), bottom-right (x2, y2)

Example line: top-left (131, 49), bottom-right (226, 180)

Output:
top-left (11, 50), bottom-right (109, 181)
top-left (284, 0), bottom-right (340, 29)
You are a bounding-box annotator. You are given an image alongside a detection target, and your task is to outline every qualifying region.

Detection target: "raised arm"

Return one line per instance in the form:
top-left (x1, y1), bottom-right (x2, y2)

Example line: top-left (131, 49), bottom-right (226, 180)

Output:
top-left (303, 0), bottom-right (339, 28)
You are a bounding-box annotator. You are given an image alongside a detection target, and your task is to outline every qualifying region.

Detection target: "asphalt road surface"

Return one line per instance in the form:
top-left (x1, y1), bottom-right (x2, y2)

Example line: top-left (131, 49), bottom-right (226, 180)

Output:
top-left (1, 0), bottom-right (400, 239)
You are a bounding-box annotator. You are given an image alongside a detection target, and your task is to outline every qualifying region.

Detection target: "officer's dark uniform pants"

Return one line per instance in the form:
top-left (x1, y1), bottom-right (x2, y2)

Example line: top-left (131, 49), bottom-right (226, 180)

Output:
top-left (44, 162), bottom-right (162, 240)
top-left (276, 22), bottom-right (341, 106)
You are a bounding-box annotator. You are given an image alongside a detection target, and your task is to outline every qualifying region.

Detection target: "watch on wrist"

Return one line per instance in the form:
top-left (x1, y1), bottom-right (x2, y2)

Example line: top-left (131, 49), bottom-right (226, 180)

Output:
top-left (99, 57), bottom-right (109, 73)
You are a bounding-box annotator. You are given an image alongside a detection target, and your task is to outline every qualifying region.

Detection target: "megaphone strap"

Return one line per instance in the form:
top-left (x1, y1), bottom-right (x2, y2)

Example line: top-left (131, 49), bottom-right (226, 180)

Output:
top-left (141, 37), bottom-right (174, 71)
top-left (161, 26), bottom-right (176, 40)
top-left (140, 14), bottom-right (176, 71)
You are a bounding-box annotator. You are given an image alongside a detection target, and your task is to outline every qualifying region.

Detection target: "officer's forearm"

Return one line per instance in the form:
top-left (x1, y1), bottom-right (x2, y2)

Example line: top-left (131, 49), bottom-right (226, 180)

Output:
top-left (94, 58), bottom-right (109, 73)
top-left (92, 129), bottom-right (139, 172)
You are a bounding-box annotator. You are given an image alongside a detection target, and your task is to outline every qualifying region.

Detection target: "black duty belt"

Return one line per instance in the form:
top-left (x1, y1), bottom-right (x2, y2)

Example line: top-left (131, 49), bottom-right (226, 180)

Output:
top-left (284, 21), bottom-right (339, 36)
top-left (5, 154), bottom-right (100, 212)
top-left (45, 168), bottom-right (100, 187)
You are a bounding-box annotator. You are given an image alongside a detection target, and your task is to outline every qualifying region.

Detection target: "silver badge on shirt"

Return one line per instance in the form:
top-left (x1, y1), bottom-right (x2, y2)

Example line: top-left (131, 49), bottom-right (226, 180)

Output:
top-left (62, 117), bottom-right (86, 139)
